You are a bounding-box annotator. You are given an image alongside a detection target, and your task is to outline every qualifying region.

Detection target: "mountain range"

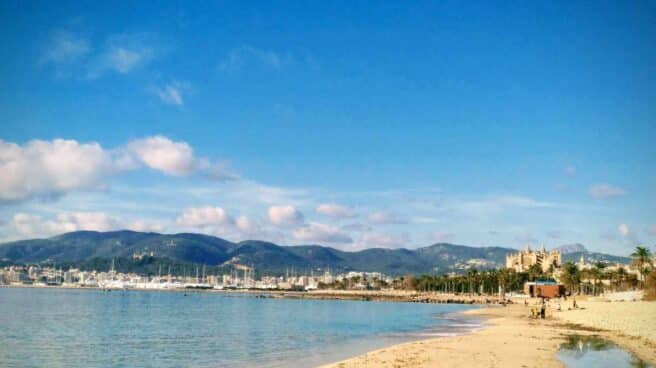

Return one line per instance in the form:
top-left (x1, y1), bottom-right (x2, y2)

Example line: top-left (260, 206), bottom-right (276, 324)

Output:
top-left (0, 231), bottom-right (632, 276)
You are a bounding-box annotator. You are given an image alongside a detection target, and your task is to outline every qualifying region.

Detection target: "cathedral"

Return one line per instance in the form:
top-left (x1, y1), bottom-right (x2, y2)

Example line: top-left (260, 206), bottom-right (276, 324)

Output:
top-left (505, 245), bottom-right (562, 273)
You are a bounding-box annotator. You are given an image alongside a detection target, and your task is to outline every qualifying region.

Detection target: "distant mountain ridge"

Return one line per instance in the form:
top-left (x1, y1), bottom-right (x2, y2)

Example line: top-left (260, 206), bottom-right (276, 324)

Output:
top-left (554, 243), bottom-right (587, 254)
top-left (0, 231), bottom-right (632, 276)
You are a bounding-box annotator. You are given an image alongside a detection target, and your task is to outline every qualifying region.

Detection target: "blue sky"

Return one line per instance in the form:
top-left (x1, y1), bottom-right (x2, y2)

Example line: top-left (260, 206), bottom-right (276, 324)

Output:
top-left (0, 1), bottom-right (655, 255)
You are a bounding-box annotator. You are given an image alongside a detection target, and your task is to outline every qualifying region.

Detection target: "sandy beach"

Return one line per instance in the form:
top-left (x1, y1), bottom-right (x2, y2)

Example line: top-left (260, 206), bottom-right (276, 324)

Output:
top-left (557, 299), bottom-right (656, 342)
top-left (320, 299), bottom-right (656, 368)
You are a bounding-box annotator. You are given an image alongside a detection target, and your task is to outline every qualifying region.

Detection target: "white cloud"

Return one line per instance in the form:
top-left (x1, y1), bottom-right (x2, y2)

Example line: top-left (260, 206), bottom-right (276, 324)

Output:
top-left (565, 166), bottom-right (577, 177)
top-left (235, 215), bottom-right (259, 235)
top-left (122, 136), bottom-right (236, 180)
top-left (0, 139), bottom-right (113, 202)
top-left (292, 222), bottom-right (352, 244)
top-left (10, 211), bottom-right (117, 238)
top-left (315, 203), bottom-right (355, 218)
top-left (172, 210), bottom-right (277, 242)
top-left (106, 47), bottom-right (143, 73)
top-left (438, 195), bottom-right (555, 219)
top-left (618, 223), bottom-right (629, 237)
top-left (41, 31), bottom-right (90, 65)
top-left (219, 45), bottom-right (293, 72)
top-left (268, 205), bottom-right (304, 226)
top-left (340, 223), bottom-right (372, 232)
top-left (128, 220), bottom-right (164, 233)
top-left (126, 136), bottom-right (195, 176)
top-left (355, 232), bottom-right (409, 249)
top-left (40, 29), bottom-right (163, 80)
top-left (482, 196), bottom-right (554, 208)
top-left (0, 136), bottom-right (235, 203)
top-left (10, 213), bottom-right (46, 237)
top-left (87, 33), bottom-right (157, 78)
top-left (215, 181), bottom-right (307, 206)
top-left (57, 212), bottom-right (116, 231)
top-left (154, 82), bottom-right (186, 106)
top-left (432, 231), bottom-right (455, 243)
top-left (589, 184), bottom-right (628, 200)
top-left (176, 206), bottom-right (233, 227)
top-left (368, 211), bottom-right (406, 224)
top-left (193, 158), bottom-right (237, 181)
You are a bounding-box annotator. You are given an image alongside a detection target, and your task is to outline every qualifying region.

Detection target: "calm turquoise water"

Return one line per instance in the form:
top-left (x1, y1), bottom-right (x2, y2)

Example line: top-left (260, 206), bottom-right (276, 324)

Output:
top-left (0, 288), bottom-right (480, 368)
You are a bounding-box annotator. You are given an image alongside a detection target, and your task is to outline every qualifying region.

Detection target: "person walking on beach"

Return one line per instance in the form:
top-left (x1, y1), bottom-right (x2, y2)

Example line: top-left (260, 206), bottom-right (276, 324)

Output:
top-left (540, 300), bottom-right (546, 319)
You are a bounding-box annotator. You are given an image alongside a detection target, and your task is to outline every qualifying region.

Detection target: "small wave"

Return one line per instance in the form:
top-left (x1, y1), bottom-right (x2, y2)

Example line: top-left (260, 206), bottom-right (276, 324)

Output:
top-left (412, 332), bottom-right (460, 338)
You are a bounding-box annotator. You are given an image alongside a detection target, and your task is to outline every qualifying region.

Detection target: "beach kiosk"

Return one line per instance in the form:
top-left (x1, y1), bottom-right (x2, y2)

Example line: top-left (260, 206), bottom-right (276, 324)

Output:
top-left (524, 280), bottom-right (564, 298)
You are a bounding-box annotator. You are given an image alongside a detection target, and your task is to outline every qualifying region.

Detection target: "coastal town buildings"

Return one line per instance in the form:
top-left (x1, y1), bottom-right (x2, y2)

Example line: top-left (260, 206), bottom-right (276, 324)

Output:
top-left (506, 245), bottom-right (562, 272)
top-left (0, 265), bottom-right (392, 291)
top-left (574, 255), bottom-right (642, 285)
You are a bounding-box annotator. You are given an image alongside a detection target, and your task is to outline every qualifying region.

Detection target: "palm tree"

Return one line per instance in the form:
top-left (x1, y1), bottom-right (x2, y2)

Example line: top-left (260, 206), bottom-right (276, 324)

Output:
top-left (631, 246), bottom-right (653, 288)
top-left (466, 269), bottom-right (478, 295)
top-left (527, 263), bottom-right (544, 282)
top-left (590, 262), bottom-right (607, 296)
top-left (560, 262), bottom-right (580, 295)
top-left (606, 269), bottom-right (618, 292)
top-left (616, 266), bottom-right (628, 291)
top-left (485, 269), bottom-right (498, 294)
top-left (497, 268), bottom-right (515, 298)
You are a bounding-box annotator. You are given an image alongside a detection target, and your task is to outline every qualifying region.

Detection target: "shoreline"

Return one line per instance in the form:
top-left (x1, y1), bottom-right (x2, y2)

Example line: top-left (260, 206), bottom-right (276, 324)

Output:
top-left (319, 299), bottom-right (656, 368)
top-left (319, 305), bottom-right (565, 368)
top-left (297, 306), bottom-right (488, 368)
top-left (0, 284), bottom-right (507, 304)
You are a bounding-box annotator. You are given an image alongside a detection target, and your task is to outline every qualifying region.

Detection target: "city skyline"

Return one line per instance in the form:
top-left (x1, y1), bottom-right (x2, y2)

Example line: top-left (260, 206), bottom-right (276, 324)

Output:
top-left (1, 2), bottom-right (655, 255)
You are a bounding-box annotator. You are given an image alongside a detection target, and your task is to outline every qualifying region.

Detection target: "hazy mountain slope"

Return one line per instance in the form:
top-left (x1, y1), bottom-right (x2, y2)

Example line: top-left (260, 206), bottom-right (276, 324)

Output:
top-left (0, 231), bottom-right (236, 265)
top-left (0, 231), bottom-right (633, 275)
top-left (562, 251), bottom-right (630, 265)
top-left (554, 243), bottom-right (587, 254)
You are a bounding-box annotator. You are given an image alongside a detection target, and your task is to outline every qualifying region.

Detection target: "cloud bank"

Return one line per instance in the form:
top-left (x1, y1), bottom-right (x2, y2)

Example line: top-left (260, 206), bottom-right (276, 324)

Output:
top-left (292, 222), bottom-right (352, 243)
top-left (0, 136), bottom-right (235, 202)
top-left (268, 205), bottom-right (304, 226)
top-left (316, 203), bottom-right (355, 218)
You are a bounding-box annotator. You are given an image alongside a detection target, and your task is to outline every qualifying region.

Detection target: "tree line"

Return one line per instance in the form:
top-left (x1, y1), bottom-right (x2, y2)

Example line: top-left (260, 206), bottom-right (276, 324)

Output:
top-left (398, 246), bottom-right (655, 299)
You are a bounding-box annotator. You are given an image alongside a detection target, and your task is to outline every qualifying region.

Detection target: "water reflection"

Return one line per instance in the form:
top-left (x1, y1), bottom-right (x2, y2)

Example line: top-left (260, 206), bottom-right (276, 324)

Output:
top-left (557, 335), bottom-right (652, 368)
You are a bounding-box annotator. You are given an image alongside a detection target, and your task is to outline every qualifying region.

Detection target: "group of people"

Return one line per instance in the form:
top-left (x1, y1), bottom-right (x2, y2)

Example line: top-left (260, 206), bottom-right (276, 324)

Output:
top-left (526, 296), bottom-right (579, 319)
top-left (528, 300), bottom-right (547, 319)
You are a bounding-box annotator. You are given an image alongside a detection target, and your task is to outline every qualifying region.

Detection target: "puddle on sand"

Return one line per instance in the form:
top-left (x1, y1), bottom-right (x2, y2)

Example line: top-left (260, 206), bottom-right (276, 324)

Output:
top-left (556, 335), bottom-right (653, 368)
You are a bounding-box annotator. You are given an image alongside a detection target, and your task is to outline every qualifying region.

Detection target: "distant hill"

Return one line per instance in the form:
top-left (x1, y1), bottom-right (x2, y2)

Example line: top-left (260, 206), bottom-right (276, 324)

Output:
top-left (562, 251), bottom-right (631, 265)
top-left (554, 243), bottom-right (587, 254)
top-left (0, 231), bottom-right (632, 276)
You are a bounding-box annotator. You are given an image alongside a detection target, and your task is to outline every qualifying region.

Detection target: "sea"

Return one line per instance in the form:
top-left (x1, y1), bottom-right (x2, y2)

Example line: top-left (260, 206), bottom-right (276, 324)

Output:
top-left (0, 287), bottom-right (483, 368)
